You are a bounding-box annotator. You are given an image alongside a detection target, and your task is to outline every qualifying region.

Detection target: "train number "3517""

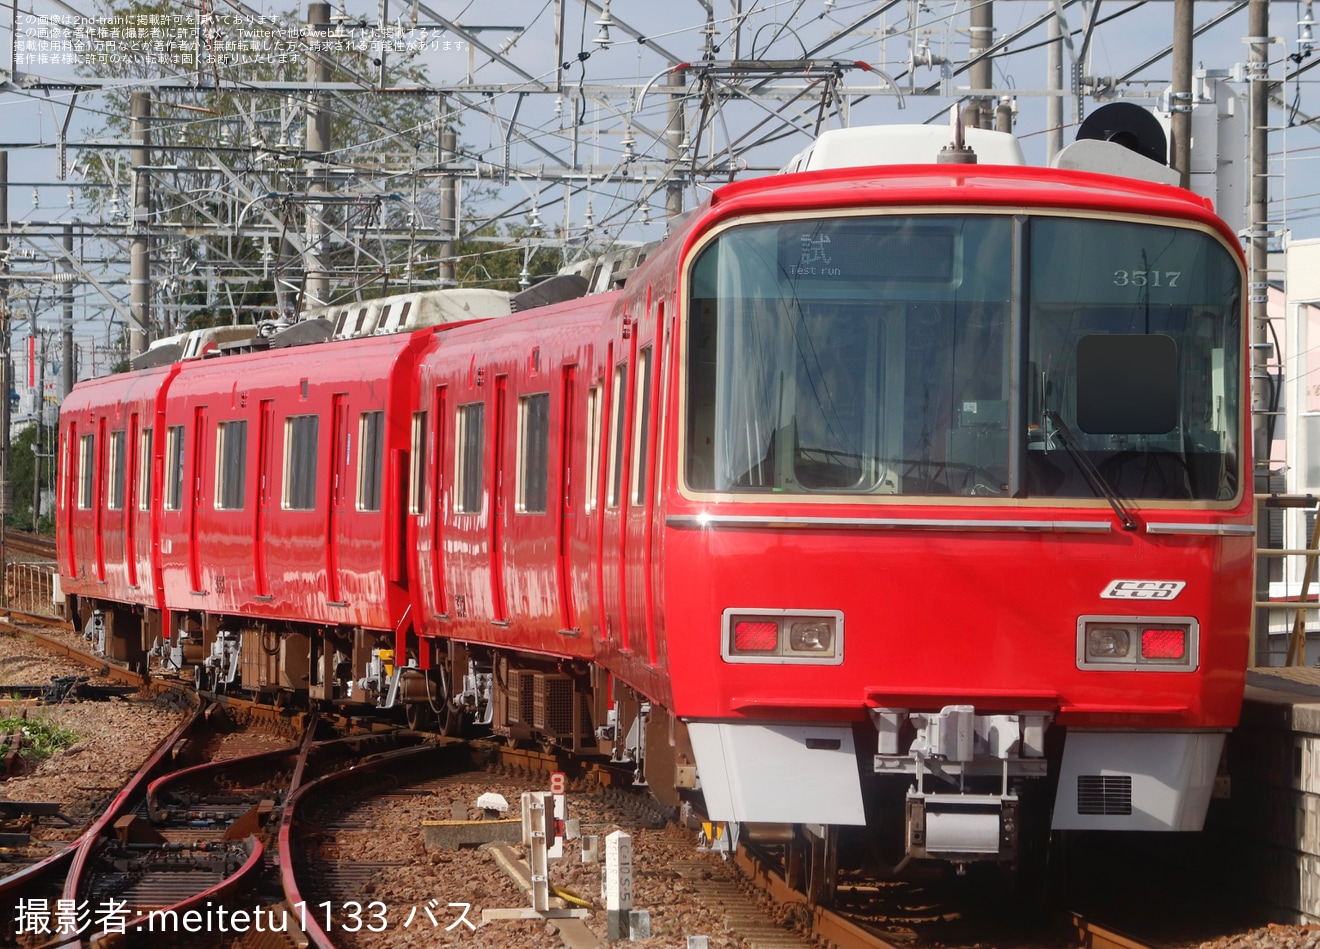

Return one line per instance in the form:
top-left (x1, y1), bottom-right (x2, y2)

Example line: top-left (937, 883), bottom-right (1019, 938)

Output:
top-left (1112, 270), bottom-right (1182, 288)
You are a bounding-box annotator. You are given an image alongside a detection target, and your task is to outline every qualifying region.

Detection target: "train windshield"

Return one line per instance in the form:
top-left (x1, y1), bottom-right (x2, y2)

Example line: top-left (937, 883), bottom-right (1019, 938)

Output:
top-left (684, 213), bottom-right (1242, 501)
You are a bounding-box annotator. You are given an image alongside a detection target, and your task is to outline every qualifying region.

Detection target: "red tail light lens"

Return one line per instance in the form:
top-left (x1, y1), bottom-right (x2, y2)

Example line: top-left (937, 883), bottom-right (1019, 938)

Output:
top-left (1141, 627), bottom-right (1186, 660)
top-left (734, 621), bottom-right (778, 652)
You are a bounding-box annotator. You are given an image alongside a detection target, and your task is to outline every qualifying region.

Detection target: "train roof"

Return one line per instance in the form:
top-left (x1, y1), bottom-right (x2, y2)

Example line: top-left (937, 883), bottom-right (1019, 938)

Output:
top-left (702, 162), bottom-right (1223, 225)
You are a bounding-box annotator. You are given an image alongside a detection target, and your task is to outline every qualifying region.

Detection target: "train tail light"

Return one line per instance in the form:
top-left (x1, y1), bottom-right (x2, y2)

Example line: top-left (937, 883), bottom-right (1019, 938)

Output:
top-left (1140, 627), bottom-right (1186, 661)
top-left (1077, 617), bottom-right (1198, 671)
top-left (723, 610), bottom-right (844, 664)
top-left (733, 621), bottom-right (778, 653)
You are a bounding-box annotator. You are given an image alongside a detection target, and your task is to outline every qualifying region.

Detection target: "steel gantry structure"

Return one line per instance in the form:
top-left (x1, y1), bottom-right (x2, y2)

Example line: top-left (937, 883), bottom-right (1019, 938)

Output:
top-left (0, 0), bottom-right (1307, 419)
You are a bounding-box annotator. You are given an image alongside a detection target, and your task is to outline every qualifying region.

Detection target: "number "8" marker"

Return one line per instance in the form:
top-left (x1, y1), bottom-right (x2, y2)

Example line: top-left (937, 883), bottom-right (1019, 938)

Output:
top-left (549, 771), bottom-right (567, 795)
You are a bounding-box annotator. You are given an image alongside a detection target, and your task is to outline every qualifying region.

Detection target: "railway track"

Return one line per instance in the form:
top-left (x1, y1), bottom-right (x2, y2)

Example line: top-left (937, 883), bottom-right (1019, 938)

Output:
top-left (0, 531), bottom-right (55, 564)
top-left (65, 717), bottom-right (312, 937)
top-left (0, 616), bottom-right (1195, 949)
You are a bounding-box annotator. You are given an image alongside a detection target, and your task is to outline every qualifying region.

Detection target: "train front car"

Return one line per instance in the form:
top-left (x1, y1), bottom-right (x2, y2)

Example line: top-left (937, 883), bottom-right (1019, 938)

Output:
top-left (660, 165), bottom-right (1250, 876)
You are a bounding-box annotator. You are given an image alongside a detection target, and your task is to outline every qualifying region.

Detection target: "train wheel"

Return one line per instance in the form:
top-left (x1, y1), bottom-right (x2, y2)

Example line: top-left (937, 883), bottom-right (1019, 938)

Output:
top-left (784, 830), bottom-right (806, 891)
top-left (804, 824), bottom-right (839, 906)
top-left (405, 702), bottom-right (434, 731)
top-left (436, 700), bottom-right (463, 737)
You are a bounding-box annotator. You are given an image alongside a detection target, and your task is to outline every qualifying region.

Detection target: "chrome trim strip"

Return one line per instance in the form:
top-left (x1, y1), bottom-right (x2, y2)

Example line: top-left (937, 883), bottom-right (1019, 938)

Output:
top-left (1144, 522), bottom-right (1256, 536)
top-left (665, 514), bottom-right (1113, 533)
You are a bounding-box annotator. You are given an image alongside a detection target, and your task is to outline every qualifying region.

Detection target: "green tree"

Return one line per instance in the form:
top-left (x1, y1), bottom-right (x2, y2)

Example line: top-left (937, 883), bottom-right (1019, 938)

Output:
top-left (78, 0), bottom-right (456, 334)
top-left (6, 423), bottom-right (54, 534)
top-left (455, 225), bottom-right (562, 291)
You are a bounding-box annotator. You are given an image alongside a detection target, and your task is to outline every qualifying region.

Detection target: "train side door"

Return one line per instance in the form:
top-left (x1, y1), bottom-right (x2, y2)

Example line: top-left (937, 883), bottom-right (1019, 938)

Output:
top-left (62, 424), bottom-right (78, 579)
top-left (491, 375), bottom-right (509, 623)
top-left (327, 394), bottom-right (348, 605)
top-left (601, 354), bottom-right (633, 653)
top-left (94, 417), bottom-right (107, 582)
top-left (134, 422), bottom-right (156, 592)
top-left (254, 399), bottom-right (274, 598)
top-left (557, 365), bottom-right (578, 632)
top-left (426, 387), bottom-right (448, 616)
top-left (624, 323), bottom-right (663, 665)
top-left (125, 414), bottom-right (139, 588)
top-left (187, 407), bottom-right (206, 593)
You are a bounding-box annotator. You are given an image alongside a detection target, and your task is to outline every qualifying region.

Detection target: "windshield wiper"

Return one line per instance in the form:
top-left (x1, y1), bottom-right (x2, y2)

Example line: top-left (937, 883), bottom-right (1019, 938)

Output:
top-left (1044, 411), bottom-right (1138, 532)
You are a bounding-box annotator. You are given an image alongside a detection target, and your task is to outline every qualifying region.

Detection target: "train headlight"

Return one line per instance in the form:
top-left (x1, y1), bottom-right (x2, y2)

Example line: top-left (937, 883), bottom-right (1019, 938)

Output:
top-left (1076, 616), bottom-right (1198, 671)
top-left (1086, 627), bottom-right (1131, 659)
top-left (789, 620), bottom-right (833, 653)
top-left (722, 609), bottom-right (844, 664)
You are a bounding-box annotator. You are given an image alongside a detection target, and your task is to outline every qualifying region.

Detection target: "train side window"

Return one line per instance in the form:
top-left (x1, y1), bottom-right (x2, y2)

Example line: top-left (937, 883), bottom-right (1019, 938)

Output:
top-left (585, 386), bottom-right (601, 513)
top-left (516, 392), bottom-right (550, 514)
top-left (283, 415), bottom-right (319, 510)
top-left (215, 420), bottom-right (248, 510)
top-left (630, 347), bottom-right (652, 505)
top-left (107, 431), bottom-right (125, 511)
top-left (606, 364), bottom-right (627, 509)
top-left (138, 428), bottom-right (153, 510)
top-left (78, 434), bottom-right (95, 510)
top-left (358, 411), bottom-right (384, 512)
top-left (164, 425), bottom-right (185, 511)
top-left (455, 402), bottom-right (484, 514)
top-left (409, 411), bottom-right (427, 514)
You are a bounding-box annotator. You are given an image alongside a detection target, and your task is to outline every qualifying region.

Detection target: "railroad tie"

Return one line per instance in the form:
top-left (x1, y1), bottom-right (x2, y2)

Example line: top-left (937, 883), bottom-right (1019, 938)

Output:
top-left (670, 860), bottom-right (812, 949)
top-left (2, 728), bottom-right (22, 776)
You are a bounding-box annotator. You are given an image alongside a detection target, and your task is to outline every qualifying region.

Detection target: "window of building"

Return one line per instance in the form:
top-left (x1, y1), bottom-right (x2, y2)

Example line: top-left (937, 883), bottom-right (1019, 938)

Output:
top-left (455, 402), bottom-right (485, 514)
top-left (517, 393), bottom-right (550, 513)
top-left (358, 411), bottom-right (384, 512)
top-left (283, 415), bottom-right (319, 510)
top-left (216, 420), bottom-right (248, 510)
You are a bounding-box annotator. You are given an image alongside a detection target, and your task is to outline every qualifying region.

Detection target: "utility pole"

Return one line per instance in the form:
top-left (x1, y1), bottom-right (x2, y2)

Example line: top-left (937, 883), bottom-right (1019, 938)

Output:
top-left (62, 225), bottom-right (73, 398)
top-left (0, 151), bottom-right (9, 599)
top-left (666, 68), bottom-right (686, 220)
top-left (1046, 14), bottom-right (1064, 163)
top-left (31, 331), bottom-right (43, 533)
top-left (1249, 0), bottom-right (1271, 666)
top-left (129, 91), bottom-right (150, 358)
top-left (969, 0), bottom-right (994, 130)
top-left (439, 97), bottom-right (456, 286)
top-left (304, 2), bottom-right (331, 308)
top-left (1170, 0), bottom-right (1193, 187)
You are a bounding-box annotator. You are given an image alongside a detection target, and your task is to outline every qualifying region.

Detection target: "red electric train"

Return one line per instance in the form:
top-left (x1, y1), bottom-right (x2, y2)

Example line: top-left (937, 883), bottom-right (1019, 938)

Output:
top-left (56, 124), bottom-right (1252, 887)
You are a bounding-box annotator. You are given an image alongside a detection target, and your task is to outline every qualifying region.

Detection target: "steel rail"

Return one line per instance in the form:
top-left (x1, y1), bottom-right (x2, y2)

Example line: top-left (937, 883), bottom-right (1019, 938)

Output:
top-left (278, 742), bottom-right (442, 949)
top-left (0, 621), bottom-right (146, 686)
top-left (56, 703), bottom-right (206, 935)
top-left (0, 700), bottom-right (200, 906)
top-left (108, 741), bottom-right (311, 942)
top-left (1073, 913), bottom-right (1159, 949)
top-left (732, 843), bottom-right (905, 949)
